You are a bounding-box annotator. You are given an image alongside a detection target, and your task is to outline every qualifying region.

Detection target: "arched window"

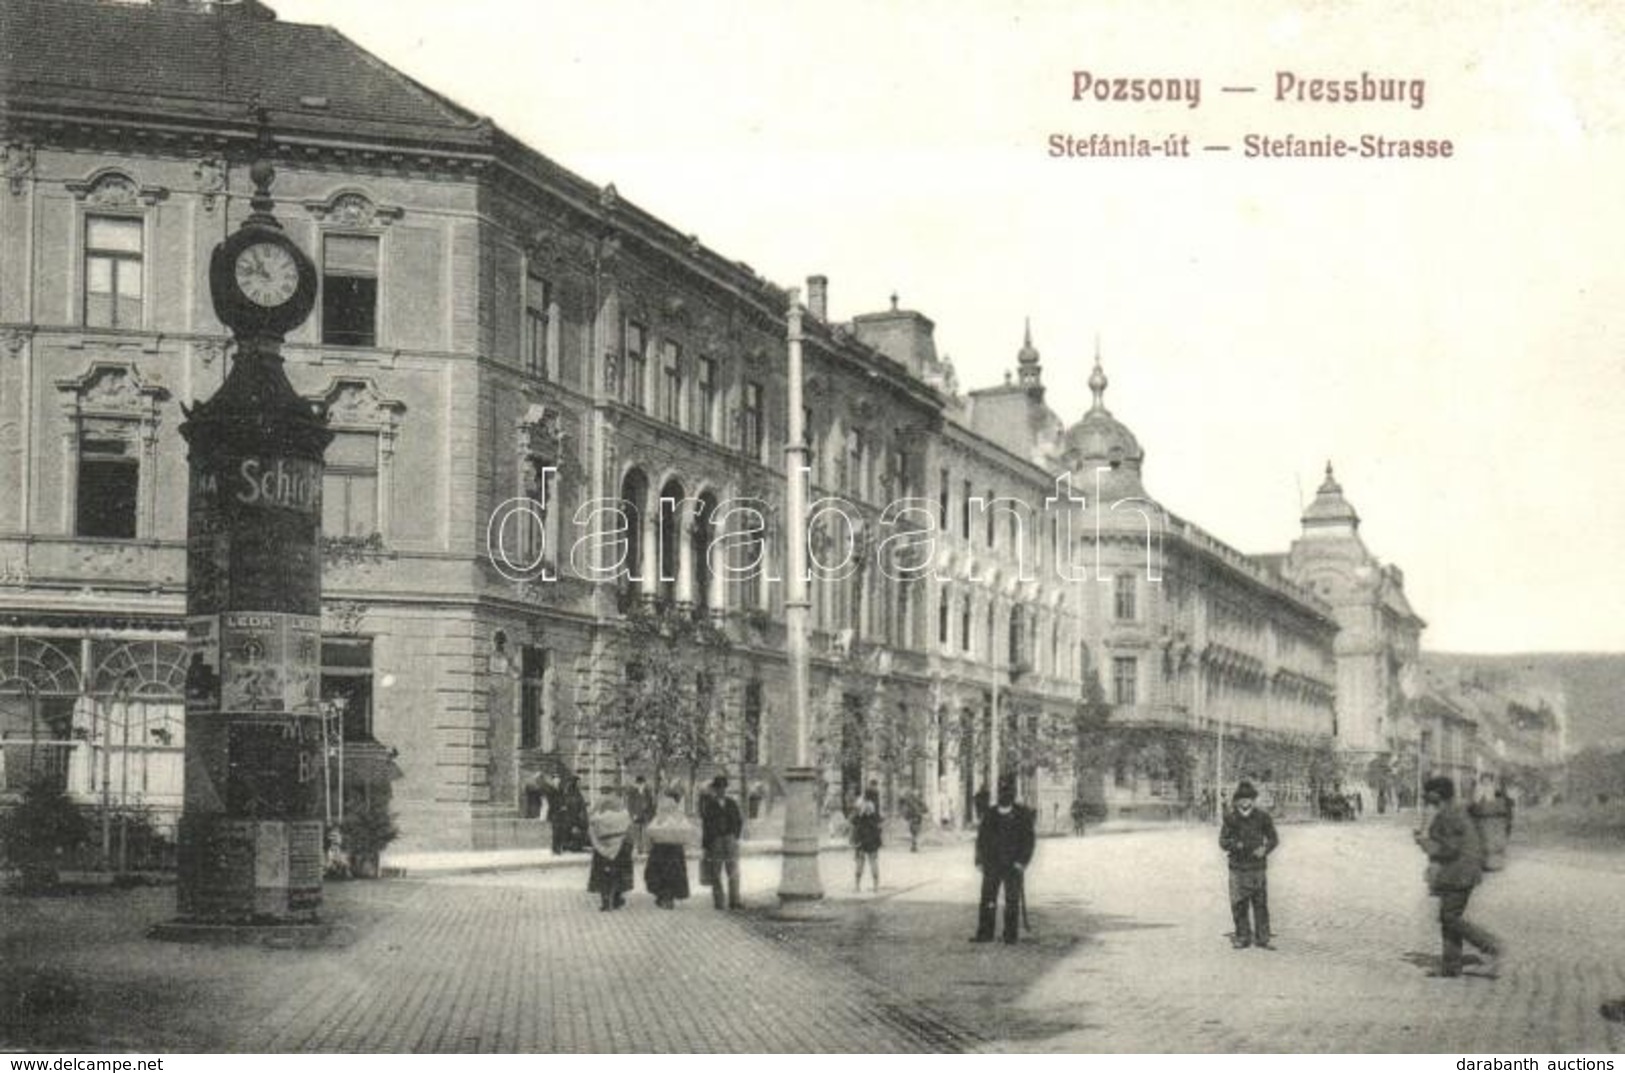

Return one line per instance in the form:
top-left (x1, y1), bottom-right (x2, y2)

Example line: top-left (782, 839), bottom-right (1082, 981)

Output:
top-left (694, 490), bottom-right (719, 613)
top-left (618, 469), bottom-right (649, 606)
top-left (657, 478), bottom-right (685, 607)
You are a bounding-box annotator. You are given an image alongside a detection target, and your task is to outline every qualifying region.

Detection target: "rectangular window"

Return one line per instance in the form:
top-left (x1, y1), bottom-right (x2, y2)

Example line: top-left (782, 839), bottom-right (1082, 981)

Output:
top-left (743, 681), bottom-right (763, 765)
top-left (938, 468), bottom-right (950, 529)
top-left (76, 436), bottom-right (138, 538)
top-left (84, 216), bottom-right (143, 328)
top-left (960, 597), bottom-right (972, 652)
top-left (321, 638), bottom-right (373, 741)
top-left (960, 480), bottom-right (972, 540)
top-left (524, 273), bottom-right (551, 379)
top-left (520, 646), bottom-right (547, 750)
top-left (323, 430), bottom-right (379, 538)
top-left (1113, 656), bottom-right (1138, 706)
top-left (623, 322), bottom-right (647, 410)
top-left (986, 488), bottom-right (996, 547)
top-left (845, 429), bottom-right (864, 498)
top-left (1114, 574), bottom-right (1138, 621)
top-left (742, 380), bottom-right (764, 460)
top-left (523, 456), bottom-right (558, 568)
top-left (697, 357), bottom-right (718, 440)
top-left (888, 446), bottom-right (907, 498)
top-left (938, 588), bottom-right (950, 645)
top-left (321, 234), bottom-right (379, 347)
top-left (661, 339), bottom-right (683, 427)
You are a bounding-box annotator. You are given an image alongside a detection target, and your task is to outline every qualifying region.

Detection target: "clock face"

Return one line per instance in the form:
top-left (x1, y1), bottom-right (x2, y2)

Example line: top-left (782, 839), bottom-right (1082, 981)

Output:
top-left (234, 242), bottom-right (300, 308)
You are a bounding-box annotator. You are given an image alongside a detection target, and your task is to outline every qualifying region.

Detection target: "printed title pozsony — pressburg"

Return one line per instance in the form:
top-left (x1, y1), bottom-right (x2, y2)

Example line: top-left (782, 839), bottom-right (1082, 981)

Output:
top-left (1070, 70), bottom-right (1426, 110)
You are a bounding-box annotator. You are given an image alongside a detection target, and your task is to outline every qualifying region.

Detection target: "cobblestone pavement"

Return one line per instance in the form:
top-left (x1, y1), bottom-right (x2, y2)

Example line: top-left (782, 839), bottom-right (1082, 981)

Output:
top-left (3, 819), bottom-right (1621, 1052)
top-left (736, 818), bottom-right (1625, 1052)
top-left (1, 866), bottom-right (972, 1053)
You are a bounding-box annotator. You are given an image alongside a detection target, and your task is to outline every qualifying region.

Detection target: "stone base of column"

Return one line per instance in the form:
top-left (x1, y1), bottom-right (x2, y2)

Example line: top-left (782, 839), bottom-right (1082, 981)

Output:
top-left (147, 919), bottom-right (354, 949)
top-left (172, 816), bottom-right (324, 925)
top-left (776, 766), bottom-right (824, 903)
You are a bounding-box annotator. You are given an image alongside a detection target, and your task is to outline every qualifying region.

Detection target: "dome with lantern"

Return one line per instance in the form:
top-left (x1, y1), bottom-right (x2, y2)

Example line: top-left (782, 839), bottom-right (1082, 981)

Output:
top-left (1061, 347), bottom-right (1147, 501)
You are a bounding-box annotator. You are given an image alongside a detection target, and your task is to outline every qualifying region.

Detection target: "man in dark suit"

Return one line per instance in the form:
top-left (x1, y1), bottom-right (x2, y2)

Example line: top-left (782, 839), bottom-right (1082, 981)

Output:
top-left (972, 776), bottom-right (1035, 944)
top-left (700, 774), bottom-right (744, 909)
top-left (1415, 774), bottom-right (1502, 977)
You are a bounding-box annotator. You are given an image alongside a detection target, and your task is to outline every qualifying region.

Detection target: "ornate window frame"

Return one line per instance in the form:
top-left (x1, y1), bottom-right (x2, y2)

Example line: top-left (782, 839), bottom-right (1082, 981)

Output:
top-left (303, 190), bottom-right (401, 351)
top-left (54, 361), bottom-right (169, 538)
top-left (66, 169), bottom-right (167, 332)
top-left (309, 377), bottom-right (406, 543)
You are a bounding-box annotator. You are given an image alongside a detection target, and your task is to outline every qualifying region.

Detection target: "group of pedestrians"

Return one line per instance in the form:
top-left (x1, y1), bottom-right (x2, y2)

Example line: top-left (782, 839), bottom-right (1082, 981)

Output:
top-left (1212, 772), bottom-right (1508, 979)
top-left (572, 765), bottom-right (1510, 982)
top-left (581, 774), bottom-right (745, 912)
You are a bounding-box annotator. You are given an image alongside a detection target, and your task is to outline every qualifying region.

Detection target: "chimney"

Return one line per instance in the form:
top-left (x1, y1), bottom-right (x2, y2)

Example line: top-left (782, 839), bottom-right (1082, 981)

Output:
top-left (806, 275), bottom-right (829, 321)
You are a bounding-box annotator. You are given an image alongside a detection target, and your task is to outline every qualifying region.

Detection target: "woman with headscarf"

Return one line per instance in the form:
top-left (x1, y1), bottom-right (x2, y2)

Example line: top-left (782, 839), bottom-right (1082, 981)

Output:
top-left (587, 793), bottom-right (634, 911)
top-left (643, 786), bottom-right (696, 909)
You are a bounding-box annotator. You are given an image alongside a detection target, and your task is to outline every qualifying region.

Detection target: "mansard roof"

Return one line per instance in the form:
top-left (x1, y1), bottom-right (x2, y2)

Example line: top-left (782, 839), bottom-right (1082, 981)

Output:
top-left (1, 0), bottom-right (489, 149)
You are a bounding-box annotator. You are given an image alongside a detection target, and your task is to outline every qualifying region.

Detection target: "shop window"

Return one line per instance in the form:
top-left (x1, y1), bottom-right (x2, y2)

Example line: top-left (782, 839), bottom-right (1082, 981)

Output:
top-left (321, 639), bottom-right (373, 741)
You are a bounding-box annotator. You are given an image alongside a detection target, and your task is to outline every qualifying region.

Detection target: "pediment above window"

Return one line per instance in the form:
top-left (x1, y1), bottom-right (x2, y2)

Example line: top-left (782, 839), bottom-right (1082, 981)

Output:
top-left (302, 189), bottom-right (403, 228)
top-left (309, 376), bottom-right (406, 431)
top-left (55, 361), bottom-right (169, 419)
top-left (65, 168), bottom-right (167, 207)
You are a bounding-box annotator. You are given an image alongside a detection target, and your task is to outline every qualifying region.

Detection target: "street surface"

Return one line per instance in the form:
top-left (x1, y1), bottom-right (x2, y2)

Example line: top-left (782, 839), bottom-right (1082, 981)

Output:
top-left (2, 818), bottom-right (1620, 1052)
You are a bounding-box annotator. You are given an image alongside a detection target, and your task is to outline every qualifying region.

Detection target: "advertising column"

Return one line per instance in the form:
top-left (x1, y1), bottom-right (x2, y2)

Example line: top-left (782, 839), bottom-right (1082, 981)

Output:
top-left (175, 158), bottom-right (331, 924)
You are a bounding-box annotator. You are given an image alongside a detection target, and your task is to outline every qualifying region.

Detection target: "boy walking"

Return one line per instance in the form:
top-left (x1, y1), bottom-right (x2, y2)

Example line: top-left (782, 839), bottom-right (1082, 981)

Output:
top-left (1219, 780), bottom-right (1279, 949)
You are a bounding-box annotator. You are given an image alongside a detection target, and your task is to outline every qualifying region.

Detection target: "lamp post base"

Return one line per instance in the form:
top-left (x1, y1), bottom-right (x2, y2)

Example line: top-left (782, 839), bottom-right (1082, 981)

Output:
top-left (777, 766), bottom-right (824, 903)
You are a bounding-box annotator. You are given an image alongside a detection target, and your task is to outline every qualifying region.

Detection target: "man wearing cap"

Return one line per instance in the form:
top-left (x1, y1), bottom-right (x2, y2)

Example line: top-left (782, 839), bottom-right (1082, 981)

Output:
top-left (1219, 780), bottom-right (1279, 949)
top-left (1415, 774), bottom-right (1502, 978)
top-left (971, 776), bottom-right (1036, 945)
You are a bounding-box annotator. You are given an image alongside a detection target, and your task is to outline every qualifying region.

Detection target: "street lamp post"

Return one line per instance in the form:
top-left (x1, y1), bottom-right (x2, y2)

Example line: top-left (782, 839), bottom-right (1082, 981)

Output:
top-left (778, 288), bottom-right (823, 902)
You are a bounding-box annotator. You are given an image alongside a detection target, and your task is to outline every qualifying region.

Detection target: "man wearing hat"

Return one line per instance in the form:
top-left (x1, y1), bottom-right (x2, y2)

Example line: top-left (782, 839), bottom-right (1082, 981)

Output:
top-left (1415, 774), bottom-right (1501, 977)
top-left (971, 775), bottom-right (1036, 945)
top-left (1219, 780), bottom-right (1279, 949)
top-left (700, 774), bottom-right (744, 910)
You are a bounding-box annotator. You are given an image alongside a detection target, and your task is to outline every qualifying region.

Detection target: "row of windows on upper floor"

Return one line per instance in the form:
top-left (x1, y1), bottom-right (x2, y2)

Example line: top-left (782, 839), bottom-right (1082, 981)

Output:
top-left (83, 215), bottom-right (381, 347)
top-left (73, 424), bottom-right (383, 541)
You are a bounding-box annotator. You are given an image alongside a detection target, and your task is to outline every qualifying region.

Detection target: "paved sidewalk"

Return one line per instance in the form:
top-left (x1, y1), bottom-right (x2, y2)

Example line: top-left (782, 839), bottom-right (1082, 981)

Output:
top-left (1, 868), bottom-right (975, 1052)
top-left (6, 820), bottom-right (1620, 1052)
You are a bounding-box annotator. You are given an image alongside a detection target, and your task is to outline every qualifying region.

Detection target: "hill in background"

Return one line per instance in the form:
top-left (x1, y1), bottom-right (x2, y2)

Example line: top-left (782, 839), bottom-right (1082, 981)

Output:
top-left (1423, 653), bottom-right (1625, 753)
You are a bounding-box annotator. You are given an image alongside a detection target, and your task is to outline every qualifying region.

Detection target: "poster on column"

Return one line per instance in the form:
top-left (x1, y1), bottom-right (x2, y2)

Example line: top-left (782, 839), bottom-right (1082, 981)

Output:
top-left (219, 612), bottom-right (323, 714)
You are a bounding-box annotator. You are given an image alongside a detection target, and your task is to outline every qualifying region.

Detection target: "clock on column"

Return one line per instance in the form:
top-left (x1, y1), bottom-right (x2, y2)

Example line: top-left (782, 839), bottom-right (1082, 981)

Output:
top-left (209, 222), bottom-right (317, 338)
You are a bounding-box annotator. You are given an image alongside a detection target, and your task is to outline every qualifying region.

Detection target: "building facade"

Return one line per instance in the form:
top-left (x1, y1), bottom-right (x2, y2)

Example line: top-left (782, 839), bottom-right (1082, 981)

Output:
top-left (1, 0), bottom-right (1444, 850)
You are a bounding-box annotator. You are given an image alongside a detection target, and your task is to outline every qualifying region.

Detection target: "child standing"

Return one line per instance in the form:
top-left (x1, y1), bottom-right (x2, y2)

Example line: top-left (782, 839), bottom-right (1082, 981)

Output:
top-left (1219, 780), bottom-right (1279, 949)
top-left (851, 788), bottom-right (883, 892)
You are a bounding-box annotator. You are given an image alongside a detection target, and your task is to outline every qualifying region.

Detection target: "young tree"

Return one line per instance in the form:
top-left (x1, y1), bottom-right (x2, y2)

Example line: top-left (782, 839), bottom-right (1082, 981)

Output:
top-left (598, 604), bottom-right (733, 795)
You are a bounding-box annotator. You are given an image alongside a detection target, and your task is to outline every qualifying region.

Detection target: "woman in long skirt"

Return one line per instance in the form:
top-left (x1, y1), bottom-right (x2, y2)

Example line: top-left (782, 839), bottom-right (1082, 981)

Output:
top-left (644, 787), bottom-right (696, 908)
top-left (587, 794), bottom-right (634, 910)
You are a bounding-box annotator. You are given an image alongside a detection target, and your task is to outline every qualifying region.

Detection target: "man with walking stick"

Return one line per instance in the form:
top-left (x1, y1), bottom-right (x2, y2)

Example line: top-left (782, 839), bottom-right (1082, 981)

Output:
top-left (970, 775), bottom-right (1035, 945)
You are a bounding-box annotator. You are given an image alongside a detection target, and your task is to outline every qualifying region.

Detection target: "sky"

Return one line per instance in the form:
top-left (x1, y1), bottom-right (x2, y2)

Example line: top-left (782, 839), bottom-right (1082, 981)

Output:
top-left (269, 0), bottom-right (1625, 654)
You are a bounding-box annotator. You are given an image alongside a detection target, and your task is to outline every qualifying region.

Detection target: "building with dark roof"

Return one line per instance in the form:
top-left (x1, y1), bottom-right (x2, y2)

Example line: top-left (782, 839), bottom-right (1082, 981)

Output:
top-left (0, 0), bottom-right (1448, 849)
